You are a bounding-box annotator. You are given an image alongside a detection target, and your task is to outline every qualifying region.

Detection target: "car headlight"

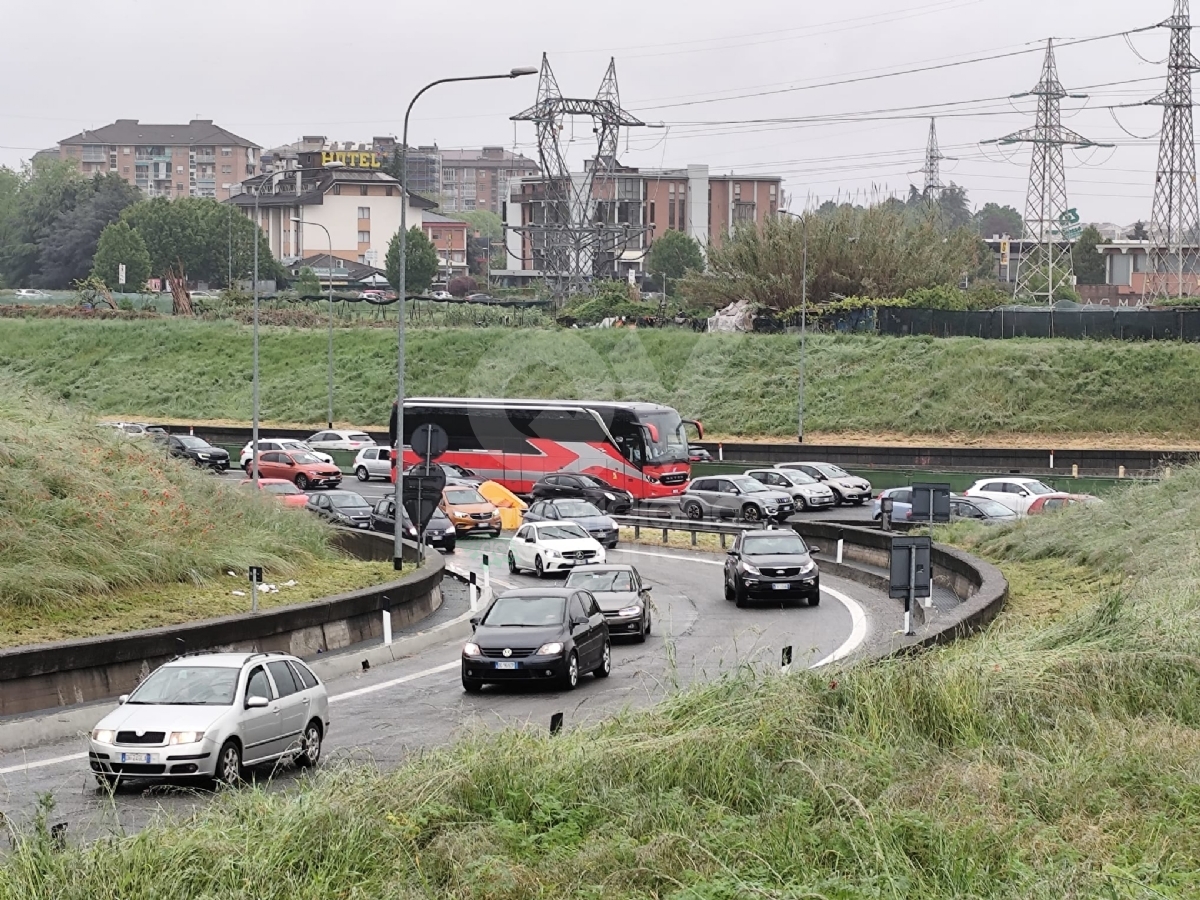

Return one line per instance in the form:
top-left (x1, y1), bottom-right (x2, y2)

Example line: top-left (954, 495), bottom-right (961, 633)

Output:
top-left (741, 562), bottom-right (761, 576)
top-left (463, 642), bottom-right (482, 657)
top-left (546, 549), bottom-right (559, 558)
top-left (452, 511), bottom-right (471, 520)
top-left (536, 641), bottom-right (564, 655)
top-left (644, 475), bottom-right (659, 484)
top-left (92, 729), bottom-right (115, 743)
top-left (618, 605), bottom-right (642, 617)
top-left (168, 731), bottom-right (205, 745)
top-left (604, 491), bottom-right (615, 501)
top-left (800, 561), bottom-right (816, 574)
top-left (444, 527), bottom-right (456, 535)
top-left (197, 453), bottom-right (210, 459)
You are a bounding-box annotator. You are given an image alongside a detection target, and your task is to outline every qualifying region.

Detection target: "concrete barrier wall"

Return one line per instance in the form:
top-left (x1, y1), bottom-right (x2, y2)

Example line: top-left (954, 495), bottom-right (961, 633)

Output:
top-left (0, 531), bottom-right (442, 717)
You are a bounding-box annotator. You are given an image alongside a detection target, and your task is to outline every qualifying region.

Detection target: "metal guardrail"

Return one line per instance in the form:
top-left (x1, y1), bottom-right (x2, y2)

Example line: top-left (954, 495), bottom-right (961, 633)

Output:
top-left (612, 514), bottom-right (780, 549)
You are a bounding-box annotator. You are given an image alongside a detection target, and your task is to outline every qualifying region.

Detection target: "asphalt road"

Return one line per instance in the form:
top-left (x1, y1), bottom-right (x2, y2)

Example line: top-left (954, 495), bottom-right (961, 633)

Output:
top-left (0, 523), bottom-right (874, 842)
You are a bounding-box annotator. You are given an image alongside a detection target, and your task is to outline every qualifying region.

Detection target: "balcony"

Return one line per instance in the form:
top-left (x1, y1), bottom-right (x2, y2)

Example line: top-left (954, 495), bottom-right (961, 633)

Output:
top-left (193, 153), bottom-right (216, 164)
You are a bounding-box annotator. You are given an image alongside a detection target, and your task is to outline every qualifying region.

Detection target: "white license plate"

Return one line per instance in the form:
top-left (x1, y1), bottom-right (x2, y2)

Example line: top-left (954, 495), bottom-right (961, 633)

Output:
top-left (494, 661), bottom-right (518, 670)
top-left (772, 583), bottom-right (791, 590)
top-left (120, 753), bottom-right (153, 764)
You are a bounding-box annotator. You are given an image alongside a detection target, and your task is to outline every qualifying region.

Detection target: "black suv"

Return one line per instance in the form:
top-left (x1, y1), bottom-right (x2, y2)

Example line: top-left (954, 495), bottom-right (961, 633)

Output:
top-left (155, 434), bottom-right (230, 471)
top-left (530, 471), bottom-right (633, 514)
top-left (724, 529), bottom-right (820, 608)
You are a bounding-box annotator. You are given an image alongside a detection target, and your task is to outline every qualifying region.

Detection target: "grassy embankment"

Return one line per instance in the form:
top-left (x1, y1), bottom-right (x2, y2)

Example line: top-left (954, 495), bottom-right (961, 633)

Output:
top-left (3, 317), bottom-right (1200, 443)
top-left (5, 468), bottom-right (1200, 897)
top-left (0, 375), bottom-right (396, 648)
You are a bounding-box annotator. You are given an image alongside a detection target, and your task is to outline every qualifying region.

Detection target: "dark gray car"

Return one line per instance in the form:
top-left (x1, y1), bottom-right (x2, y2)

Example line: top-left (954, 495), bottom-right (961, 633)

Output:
top-left (564, 564), bottom-right (653, 641)
top-left (523, 498), bottom-right (619, 549)
top-left (305, 491), bottom-right (373, 528)
top-left (680, 475), bottom-right (794, 523)
top-left (724, 529), bottom-right (820, 607)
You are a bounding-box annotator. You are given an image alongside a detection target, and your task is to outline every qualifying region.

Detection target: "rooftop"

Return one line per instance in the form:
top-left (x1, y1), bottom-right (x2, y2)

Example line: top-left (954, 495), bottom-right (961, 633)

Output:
top-left (227, 168), bottom-right (436, 210)
top-left (423, 212), bottom-right (468, 225)
top-left (440, 147), bottom-right (538, 167)
top-left (59, 119), bottom-right (259, 149)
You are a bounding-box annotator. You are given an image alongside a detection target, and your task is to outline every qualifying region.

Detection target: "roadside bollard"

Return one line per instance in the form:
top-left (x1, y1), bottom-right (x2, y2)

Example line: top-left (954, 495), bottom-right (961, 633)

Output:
top-left (482, 553), bottom-right (490, 596)
top-left (718, 443), bottom-right (724, 461)
top-left (382, 610), bottom-right (392, 646)
top-left (469, 572), bottom-right (479, 612)
top-left (1072, 464), bottom-right (1079, 478)
top-left (836, 534), bottom-right (844, 565)
top-left (1119, 465), bottom-right (1126, 479)
top-left (880, 496), bottom-right (894, 532)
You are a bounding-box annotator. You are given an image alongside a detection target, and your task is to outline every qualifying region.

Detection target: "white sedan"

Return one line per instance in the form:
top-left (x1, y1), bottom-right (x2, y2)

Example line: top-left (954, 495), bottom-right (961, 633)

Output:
top-left (304, 430), bottom-right (377, 452)
top-left (508, 522), bottom-right (606, 578)
top-left (964, 477), bottom-right (1058, 516)
top-left (240, 438), bottom-right (333, 469)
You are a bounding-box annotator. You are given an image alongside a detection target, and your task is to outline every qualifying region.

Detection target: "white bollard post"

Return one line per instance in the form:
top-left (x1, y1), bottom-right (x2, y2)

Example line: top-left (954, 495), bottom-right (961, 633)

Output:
top-left (836, 538), bottom-right (844, 565)
top-left (1049, 450), bottom-right (1054, 469)
top-left (469, 572), bottom-right (479, 612)
top-left (1119, 465), bottom-right (1126, 479)
top-left (718, 443), bottom-right (724, 461)
top-left (1072, 464), bottom-right (1079, 478)
top-left (382, 610), bottom-right (392, 646)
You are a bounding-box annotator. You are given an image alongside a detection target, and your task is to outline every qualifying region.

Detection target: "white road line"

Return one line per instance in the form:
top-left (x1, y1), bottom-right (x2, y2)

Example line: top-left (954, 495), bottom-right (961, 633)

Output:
top-left (616, 547), bottom-right (869, 668)
top-left (0, 660), bottom-right (465, 776)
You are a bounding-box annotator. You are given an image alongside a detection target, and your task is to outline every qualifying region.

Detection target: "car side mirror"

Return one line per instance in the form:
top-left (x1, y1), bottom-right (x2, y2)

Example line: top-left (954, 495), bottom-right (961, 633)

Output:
top-left (525, 536), bottom-right (536, 543)
top-left (809, 545), bottom-right (822, 555)
top-left (570, 616), bottom-right (589, 629)
top-left (117, 694), bottom-right (129, 705)
top-left (245, 695), bottom-right (269, 709)
top-left (643, 585), bottom-right (652, 592)
top-left (727, 549), bottom-right (738, 557)
top-left (469, 616), bottom-right (480, 630)
top-left (1018, 490), bottom-right (1029, 497)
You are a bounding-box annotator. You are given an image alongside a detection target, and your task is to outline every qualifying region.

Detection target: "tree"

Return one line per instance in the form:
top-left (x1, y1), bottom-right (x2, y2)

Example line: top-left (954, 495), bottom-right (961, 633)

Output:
top-left (974, 203), bottom-right (1024, 240)
top-left (1071, 225), bottom-right (1106, 285)
top-left (645, 230), bottom-right (705, 292)
top-left (1128, 221), bottom-right (1149, 240)
top-left (386, 226), bottom-right (438, 295)
top-left (294, 266), bottom-right (321, 296)
top-left (34, 174), bottom-right (143, 288)
top-left (935, 183), bottom-right (972, 231)
top-left (448, 275), bottom-right (477, 297)
top-left (458, 209), bottom-right (503, 240)
top-left (91, 221), bottom-right (150, 291)
top-left (0, 160), bottom-right (88, 287)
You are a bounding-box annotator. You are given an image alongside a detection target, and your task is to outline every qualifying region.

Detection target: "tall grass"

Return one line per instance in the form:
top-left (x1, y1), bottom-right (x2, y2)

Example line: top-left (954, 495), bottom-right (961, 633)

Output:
top-left (3, 318), bottom-right (1200, 436)
top-left (0, 374), bottom-right (334, 607)
top-left (6, 467), bottom-right (1200, 897)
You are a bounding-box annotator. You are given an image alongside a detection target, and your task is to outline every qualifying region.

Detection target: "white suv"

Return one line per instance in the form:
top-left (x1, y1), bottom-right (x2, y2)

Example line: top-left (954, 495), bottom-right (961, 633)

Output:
top-left (964, 477), bottom-right (1056, 515)
top-left (240, 439), bottom-right (333, 469)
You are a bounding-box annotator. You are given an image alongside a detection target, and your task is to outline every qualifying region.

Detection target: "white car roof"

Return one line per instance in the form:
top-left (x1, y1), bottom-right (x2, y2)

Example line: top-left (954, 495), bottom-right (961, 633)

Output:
top-left (971, 476), bottom-right (1046, 486)
top-left (161, 653), bottom-right (281, 669)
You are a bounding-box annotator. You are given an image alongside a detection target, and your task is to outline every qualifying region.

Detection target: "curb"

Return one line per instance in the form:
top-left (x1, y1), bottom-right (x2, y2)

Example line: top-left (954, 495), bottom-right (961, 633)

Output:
top-left (0, 565), bottom-right (489, 755)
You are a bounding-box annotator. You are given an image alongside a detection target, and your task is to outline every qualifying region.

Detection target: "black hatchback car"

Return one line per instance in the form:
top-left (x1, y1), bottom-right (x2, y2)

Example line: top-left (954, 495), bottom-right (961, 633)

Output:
top-left (530, 471), bottom-right (633, 514)
top-left (462, 588), bottom-right (611, 692)
top-left (370, 497), bottom-right (457, 551)
top-left (155, 434), bottom-right (230, 471)
top-left (724, 529), bottom-right (821, 607)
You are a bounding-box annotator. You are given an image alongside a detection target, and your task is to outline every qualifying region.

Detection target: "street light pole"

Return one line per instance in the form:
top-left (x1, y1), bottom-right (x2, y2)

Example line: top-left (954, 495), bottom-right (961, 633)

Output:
top-left (779, 208), bottom-right (808, 443)
top-left (392, 66), bottom-right (537, 571)
top-left (292, 217), bottom-right (336, 429)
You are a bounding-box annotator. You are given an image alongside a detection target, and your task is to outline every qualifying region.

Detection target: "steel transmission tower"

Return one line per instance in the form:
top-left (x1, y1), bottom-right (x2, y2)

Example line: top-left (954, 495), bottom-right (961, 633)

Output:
top-left (922, 118), bottom-right (945, 199)
top-left (986, 40), bottom-right (1108, 302)
top-left (511, 55), bottom-right (645, 295)
top-left (1145, 0), bottom-right (1200, 302)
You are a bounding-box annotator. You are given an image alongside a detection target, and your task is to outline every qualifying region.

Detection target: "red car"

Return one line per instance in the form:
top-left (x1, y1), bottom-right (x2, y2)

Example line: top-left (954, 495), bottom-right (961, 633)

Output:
top-left (1025, 492), bottom-right (1101, 514)
top-left (254, 450), bottom-right (343, 490)
top-left (239, 477), bottom-right (309, 507)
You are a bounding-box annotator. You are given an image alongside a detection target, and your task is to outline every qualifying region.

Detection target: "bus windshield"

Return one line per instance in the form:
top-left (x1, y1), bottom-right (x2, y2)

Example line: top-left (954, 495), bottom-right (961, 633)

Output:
top-left (639, 411), bottom-right (687, 463)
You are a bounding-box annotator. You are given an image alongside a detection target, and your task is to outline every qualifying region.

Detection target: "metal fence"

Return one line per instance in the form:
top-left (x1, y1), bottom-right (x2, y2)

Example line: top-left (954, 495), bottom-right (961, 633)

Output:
top-left (877, 306), bottom-right (1200, 341)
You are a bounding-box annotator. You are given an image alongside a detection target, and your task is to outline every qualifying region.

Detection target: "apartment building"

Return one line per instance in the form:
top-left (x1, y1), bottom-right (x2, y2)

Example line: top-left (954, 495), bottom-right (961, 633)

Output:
top-left (422, 212), bottom-right (470, 281)
top-left (54, 119), bottom-right (259, 201)
top-left (262, 136), bottom-right (399, 174)
top-left (440, 147), bottom-right (539, 214)
top-left (228, 151), bottom-right (434, 265)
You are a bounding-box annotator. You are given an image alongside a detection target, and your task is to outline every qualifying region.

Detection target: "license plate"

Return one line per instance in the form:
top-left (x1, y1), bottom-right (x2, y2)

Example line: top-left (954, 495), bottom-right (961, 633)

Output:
top-left (494, 661), bottom-right (518, 670)
top-left (772, 583), bottom-right (791, 590)
top-left (120, 753), bottom-right (153, 764)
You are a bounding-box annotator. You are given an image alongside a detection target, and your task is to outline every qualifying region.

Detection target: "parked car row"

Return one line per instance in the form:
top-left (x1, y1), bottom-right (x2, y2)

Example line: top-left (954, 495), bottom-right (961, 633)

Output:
top-left (872, 479), bottom-right (1101, 524)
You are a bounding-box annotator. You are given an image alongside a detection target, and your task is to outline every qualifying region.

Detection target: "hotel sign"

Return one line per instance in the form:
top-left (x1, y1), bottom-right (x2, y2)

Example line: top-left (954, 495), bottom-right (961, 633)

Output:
top-left (321, 150), bottom-right (381, 169)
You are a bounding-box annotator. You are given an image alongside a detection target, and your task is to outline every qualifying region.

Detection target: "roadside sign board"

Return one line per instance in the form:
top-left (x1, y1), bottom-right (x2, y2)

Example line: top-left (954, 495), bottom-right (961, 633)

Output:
top-left (412, 423), bottom-right (449, 461)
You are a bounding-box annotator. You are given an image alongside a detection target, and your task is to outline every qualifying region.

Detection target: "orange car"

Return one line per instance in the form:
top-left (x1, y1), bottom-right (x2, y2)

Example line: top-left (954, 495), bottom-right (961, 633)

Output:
top-left (238, 477), bottom-right (309, 507)
top-left (440, 484), bottom-right (502, 537)
top-left (254, 449), bottom-right (342, 490)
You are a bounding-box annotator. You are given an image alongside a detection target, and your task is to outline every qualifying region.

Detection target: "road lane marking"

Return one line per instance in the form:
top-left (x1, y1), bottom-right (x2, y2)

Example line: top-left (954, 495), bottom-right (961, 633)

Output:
top-left (616, 548), bottom-right (722, 565)
top-left (808, 585), bottom-right (869, 669)
top-left (0, 751), bottom-right (87, 776)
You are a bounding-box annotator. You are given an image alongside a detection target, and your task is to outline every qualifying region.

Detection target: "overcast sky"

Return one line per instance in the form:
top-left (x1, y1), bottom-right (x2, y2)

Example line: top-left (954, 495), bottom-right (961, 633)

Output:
top-left (2, 0), bottom-right (1184, 225)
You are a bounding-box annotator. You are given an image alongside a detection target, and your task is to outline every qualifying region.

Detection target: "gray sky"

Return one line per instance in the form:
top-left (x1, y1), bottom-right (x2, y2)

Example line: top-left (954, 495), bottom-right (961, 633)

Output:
top-left (2, 0), bottom-right (1182, 225)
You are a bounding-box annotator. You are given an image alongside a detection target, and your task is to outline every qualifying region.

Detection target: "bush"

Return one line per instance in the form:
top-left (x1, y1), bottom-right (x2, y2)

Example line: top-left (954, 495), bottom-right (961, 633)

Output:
top-left (448, 275), bottom-right (477, 297)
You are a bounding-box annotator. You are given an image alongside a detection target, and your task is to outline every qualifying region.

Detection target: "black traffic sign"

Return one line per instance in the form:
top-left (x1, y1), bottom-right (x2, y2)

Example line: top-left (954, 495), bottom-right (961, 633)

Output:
top-left (411, 423), bottom-right (448, 461)
top-left (403, 460), bottom-right (447, 531)
top-left (248, 566), bottom-right (263, 584)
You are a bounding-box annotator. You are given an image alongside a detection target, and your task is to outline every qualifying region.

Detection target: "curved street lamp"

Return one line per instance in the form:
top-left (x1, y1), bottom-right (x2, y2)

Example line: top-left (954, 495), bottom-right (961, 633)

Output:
top-left (392, 67), bottom-right (538, 569)
top-left (778, 208), bottom-right (808, 443)
top-left (291, 216), bottom-right (336, 429)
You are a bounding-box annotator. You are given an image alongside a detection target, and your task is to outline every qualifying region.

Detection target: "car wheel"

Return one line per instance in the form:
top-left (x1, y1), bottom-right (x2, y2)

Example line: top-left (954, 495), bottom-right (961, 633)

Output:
top-left (606, 540), bottom-right (618, 550)
top-left (646, 611), bottom-right (652, 635)
top-left (684, 501), bottom-right (703, 520)
top-left (734, 578), bottom-right (748, 608)
top-left (742, 504), bottom-right (762, 523)
top-left (242, 460), bottom-right (252, 472)
top-left (462, 676), bottom-right (483, 693)
top-left (797, 496), bottom-right (810, 511)
top-left (831, 489), bottom-right (845, 506)
top-left (635, 616), bottom-right (647, 643)
top-left (508, 551), bottom-right (518, 574)
top-left (724, 577), bottom-right (735, 602)
top-left (356, 466), bottom-right (370, 482)
top-left (445, 541), bottom-right (456, 554)
top-left (294, 474), bottom-right (309, 491)
top-left (297, 720), bottom-right (322, 767)
top-left (808, 592), bottom-right (821, 607)
top-left (595, 640), bottom-right (612, 677)
top-left (534, 555), bottom-right (545, 578)
top-left (213, 740), bottom-right (243, 786)
top-left (562, 651), bottom-right (580, 689)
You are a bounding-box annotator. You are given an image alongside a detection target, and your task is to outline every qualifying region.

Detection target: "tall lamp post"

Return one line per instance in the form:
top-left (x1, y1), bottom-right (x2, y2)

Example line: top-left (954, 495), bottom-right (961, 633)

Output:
top-left (291, 217), bottom-right (336, 429)
top-left (778, 208), bottom-right (808, 443)
top-left (393, 66), bottom-right (538, 570)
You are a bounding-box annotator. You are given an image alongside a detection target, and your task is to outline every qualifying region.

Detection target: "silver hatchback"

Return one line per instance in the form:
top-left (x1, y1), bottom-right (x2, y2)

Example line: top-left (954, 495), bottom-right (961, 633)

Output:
top-left (89, 652), bottom-right (330, 787)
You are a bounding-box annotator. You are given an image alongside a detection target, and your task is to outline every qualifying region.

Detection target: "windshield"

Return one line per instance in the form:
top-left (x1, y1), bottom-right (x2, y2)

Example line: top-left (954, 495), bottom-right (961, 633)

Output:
top-left (175, 436), bottom-right (209, 449)
top-left (639, 410), bottom-right (688, 463)
top-left (127, 666), bottom-right (239, 706)
top-left (816, 464), bottom-right (849, 478)
top-left (731, 476), bottom-right (769, 493)
top-left (578, 474), bottom-right (614, 489)
top-left (446, 488), bottom-right (486, 505)
top-left (553, 500), bottom-right (603, 518)
top-left (263, 482), bottom-right (301, 496)
top-left (973, 498), bottom-right (1017, 517)
top-left (482, 595), bottom-right (566, 627)
top-left (537, 523), bottom-right (590, 541)
top-left (565, 569), bottom-right (634, 592)
top-left (1026, 482), bottom-right (1054, 495)
top-left (291, 452), bottom-right (323, 465)
top-left (329, 493), bottom-right (369, 508)
top-left (780, 470), bottom-right (817, 485)
top-left (743, 535), bottom-right (809, 555)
